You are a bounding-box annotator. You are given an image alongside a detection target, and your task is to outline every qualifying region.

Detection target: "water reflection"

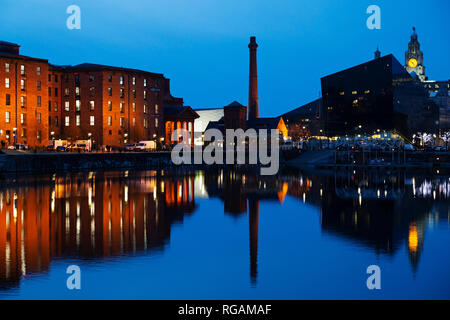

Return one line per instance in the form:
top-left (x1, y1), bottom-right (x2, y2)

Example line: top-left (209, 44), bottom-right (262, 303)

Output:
top-left (0, 169), bottom-right (449, 293)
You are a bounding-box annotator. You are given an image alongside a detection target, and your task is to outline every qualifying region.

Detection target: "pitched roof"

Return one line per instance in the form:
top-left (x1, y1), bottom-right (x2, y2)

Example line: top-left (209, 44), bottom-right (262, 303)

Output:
top-left (164, 106), bottom-right (200, 119)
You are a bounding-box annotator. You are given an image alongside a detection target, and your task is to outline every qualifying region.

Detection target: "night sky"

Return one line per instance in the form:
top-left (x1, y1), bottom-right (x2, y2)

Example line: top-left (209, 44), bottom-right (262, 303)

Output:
top-left (1, 0), bottom-right (449, 116)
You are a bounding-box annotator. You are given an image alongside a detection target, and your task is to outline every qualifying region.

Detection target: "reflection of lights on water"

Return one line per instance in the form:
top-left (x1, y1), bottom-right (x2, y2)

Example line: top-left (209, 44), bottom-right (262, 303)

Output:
top-left (303, 193), bottom-right (306, 203)
top-left (384, 190), bottom-right (387, 197)
top-left (358, 194), bottom-right (362, 206)
top-left (408, 223), bottom-right (418, 252)
top-left (320, 189), bottom-right (323, 197)
top-left (377, 189), bottom-right (380, 198)
top-left (124, 185), bottom-right (128, 203)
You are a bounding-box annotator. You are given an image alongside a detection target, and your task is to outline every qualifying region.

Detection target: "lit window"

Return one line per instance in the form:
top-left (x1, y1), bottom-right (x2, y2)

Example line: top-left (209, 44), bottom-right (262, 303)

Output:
top-left (20, 65), bottom-right (25, 76)
top-left (144, 118), bottom-right (148, 128)
top-left (120, 88), bottom-right (124, 98)
top-left (155, 104), bottom-right (159, 114)
top-left (132, 77), bottom-right (136, 85)
top-left (120, 102), bottom-right (124, 113)
top-left (21, 79), bottom-right (26, 90)
top-left (144, 90), bottom-right (147, 100)
top-left (108, 88), bottom-right (112, 96)
top-left (5, 78), bottom-right (10, 89)
top-left (21, 96), bottom-right (26, 108)
top-left (5, 63), bottom-right (10, 73)
top-left (37, 112), bottom-right (41, 124)
top-left (108, 116), bottom-right (112, 126)
top-left (132, 117), bottom-right (136, 127)
top-left (76, 100), bottom-right (81, 111)
top-left (65, 88), bottom-right (69, 96)
top-left (20, 113), bottom-right (25, 124)
top-left (90, 116), bottom-right (95, 126)
top-left (144, 79), bottom-right (147, 87)
top-left (90, 101), bottom-right (95, 111)
top-left (120, 76), bottom-right (124, 85)
top-left (36, 67), bottom-right (41, 75)
top-left (352, 90), bottom-right (357, 95)
top-left (54, 102), bottom-right (58, 112)
top-left (75, 87), bottom-right (80, 95)
top-left (5, 111), bottom-right (10, 123)
top-left (76, 115), bottom-right (81, 126)
top-left (364, 90), bottom-right (370, 94)
top-left (65, 116), bottom-right (70, 126)
top-left (65, 101), bottom-right (70, 111)
top-left (120, 117), bottom-right (124, 127)
top-left (155, 118), bottom-right (159, 127)
top-left (108, 101), bottom-right (112, 111)
top-left (143, 104), bottom-right (147, 114)
top-left (89, 74), bottom-right (94, 82)
top-left (132, 103), bottom-right (136, 112)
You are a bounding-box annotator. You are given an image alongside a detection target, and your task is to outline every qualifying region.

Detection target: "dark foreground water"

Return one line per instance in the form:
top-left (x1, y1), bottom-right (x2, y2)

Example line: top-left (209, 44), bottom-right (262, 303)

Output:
top-left (0, 169), bottom-right (449, 299)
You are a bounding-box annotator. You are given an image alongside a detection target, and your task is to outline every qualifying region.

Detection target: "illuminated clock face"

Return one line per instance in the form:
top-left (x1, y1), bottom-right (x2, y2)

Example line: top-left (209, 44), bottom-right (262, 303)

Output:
top-left (408, 58), bottom-right (418, 68)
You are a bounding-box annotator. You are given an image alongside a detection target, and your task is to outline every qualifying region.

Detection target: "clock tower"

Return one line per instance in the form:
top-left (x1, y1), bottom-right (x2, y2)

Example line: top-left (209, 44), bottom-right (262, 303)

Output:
top-left (405, 27), bottom-right (427, 81)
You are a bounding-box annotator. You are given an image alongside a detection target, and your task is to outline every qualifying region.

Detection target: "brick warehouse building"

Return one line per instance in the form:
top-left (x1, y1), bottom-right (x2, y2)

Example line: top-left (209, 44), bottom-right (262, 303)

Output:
top-left (0, 41), bottom-right (193, 149)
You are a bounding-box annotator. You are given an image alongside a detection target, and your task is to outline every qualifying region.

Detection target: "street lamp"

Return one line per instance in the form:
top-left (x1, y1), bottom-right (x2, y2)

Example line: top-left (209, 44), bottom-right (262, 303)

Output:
top-left (12, 127), bottom-right (17, 148)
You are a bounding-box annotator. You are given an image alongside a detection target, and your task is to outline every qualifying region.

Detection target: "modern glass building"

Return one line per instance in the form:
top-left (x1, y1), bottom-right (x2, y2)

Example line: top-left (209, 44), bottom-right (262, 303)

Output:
top-left (321, 54), bottom-right (439, 138)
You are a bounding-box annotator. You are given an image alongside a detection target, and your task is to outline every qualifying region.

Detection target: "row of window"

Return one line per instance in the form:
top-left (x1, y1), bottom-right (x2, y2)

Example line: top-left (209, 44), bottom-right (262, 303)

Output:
top-left (3, 112), bottom-right (42, 124)
top-left (61, 115), bottom-right (158, 128)
top-left (4, 63), bottom-right (41, 76)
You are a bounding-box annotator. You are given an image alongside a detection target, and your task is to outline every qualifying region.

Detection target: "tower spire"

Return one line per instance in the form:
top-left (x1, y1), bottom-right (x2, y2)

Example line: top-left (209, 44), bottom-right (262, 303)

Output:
top-left (374, 45), bottom-right (381, 59)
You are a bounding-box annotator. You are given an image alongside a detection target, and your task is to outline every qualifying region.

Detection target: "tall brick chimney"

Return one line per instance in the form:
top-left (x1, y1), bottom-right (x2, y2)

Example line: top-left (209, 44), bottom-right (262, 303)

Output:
top-left (248, 36), bottom-right (259, 120)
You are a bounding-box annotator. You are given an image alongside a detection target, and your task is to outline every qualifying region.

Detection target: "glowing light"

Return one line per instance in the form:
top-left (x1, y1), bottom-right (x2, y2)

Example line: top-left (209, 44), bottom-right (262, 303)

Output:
top-left (408, 223), bottom-right (418, 252)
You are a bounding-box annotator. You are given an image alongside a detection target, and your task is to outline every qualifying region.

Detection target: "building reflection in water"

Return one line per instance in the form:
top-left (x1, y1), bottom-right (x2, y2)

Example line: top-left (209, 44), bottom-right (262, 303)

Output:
top-left (0, 169), bottom-right (449, 289)
top-left (0, 171), bottom-right (196, 290)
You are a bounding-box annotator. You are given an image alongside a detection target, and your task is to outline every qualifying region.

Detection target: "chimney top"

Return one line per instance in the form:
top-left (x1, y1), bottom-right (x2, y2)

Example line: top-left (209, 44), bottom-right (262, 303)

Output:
top-left (249, 36), bottom-right (258, 48)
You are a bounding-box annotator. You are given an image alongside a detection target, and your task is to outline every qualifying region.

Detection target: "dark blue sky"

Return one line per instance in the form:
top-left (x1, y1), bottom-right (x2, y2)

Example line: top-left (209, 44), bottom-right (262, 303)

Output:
top-left (1, 0), bottom-right (449, 116)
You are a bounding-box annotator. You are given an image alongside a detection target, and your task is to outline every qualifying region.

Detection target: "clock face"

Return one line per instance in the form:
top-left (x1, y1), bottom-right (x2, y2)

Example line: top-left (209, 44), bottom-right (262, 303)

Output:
top-left (408, 58), bottom-right (418, 68)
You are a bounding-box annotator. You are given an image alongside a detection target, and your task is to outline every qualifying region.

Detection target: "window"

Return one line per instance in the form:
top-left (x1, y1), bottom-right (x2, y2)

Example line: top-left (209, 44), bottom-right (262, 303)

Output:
top-left (20, 113), bottom-right (26, 124)
top-left (54, 75), bottom-right (58, 82)
top-left (5, 63), bottom-right (10, 73)
top-left (132, 89), bottom-right (136, 98)
top-left (90, 116), bottom-right (95, 126)
top-left (5, 111), bottom-right (10, 123)
top-left (108, 101), bottom-right (112, 111)
top-left (37, 81), bottom-right (41, 91)
top-left (5, 78), bottom-right (10, 89)
top-left (55, 116), bottom-right (58, 126)
top-left (108, 88), bottom-right (112, 96)
top-left (48, 101), bottom-right (51, 111)
top-left (143, 90), bottom-right (147, 100)
top-left (89, 87), bottom-right (95, 96)
top-left (108, 116), bottom-right (112, 126)
top-left (155, 104), bottom-right (159, 114)
top-left (64, 88), bottom-right (69, 96)
top-left (37, 96), bottom-right (41, 107)
top-left (36, 67), bottom-right (41, 75)
top-left (48, 74), bottom-right (51, 82)
top-left (6, 94), bottom-right (10, 106)
top-left (108, 75), bottom-right (112, 82)
top-left (120, 102), bottom-right (124, 113)
top-left (143, 104), bottom-right (147, 114)
top-left (76, 115), bottom-right (80, 126)
top-left (21, 96), bottom-right (26, 108)
top-left (75, 75), bottom-right (80, 84)
top-left (120, 76), bottom-right (124, 85)
top-left (20, 65), bottom-right (25, 76)
top-left (144, 79), bottom-right (147, 87)
top-left (21, 128), bottom-right (26, 138)
top-left (132, 103), bottom-right (136, 112)
top-left (143, 118), bottom-right (148, 128)
top-left (120, 117), bottom-right (124, 127)
top-left (65, 101), bottom-right (70, 111)
top-left (21, 79), bottom-right (26, 91)
top-left (48, 87), bottom-right (52, 97)
top-left (90, 101), bottom-right (95, 111)
top-left (76, 100), bottom-right (81, 111)
top-left (120, 88), bottom-right (124, 98)
top-left (89, 74), bottom-right (94, 82)
top-left (65, 116), bottom-right (70, 126)
top-left (132, 77), bottom-right (136, 85)
top-left (54, 102), bottom-right (58, 112)
top-left (132, 117), bottom-right (136, 127)
top-left (54, 88), bottom-right (58, 97)
top-left (155, 118), bottom-right (159, 127)
top-left (75, 87), bottom-right (80, 96)
top-left (37, 112), bottom-right (41, 124)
